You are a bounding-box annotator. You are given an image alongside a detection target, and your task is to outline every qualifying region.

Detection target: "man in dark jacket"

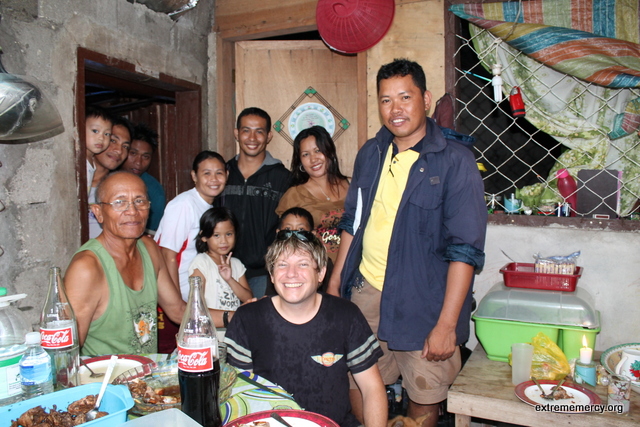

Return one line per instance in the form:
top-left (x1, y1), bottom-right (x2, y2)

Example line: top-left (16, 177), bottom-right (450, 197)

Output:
top-left (328, 59), bottom-right (487, 426)
top-left (223, 107), bottom-right (292, 298)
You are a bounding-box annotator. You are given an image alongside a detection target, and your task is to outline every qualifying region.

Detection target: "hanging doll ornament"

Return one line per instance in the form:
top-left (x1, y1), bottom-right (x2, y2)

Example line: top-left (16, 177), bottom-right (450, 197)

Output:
top-left (509, 86), bottom-right (526, 117)
top-left (491, 63), bottom-right (503, 103)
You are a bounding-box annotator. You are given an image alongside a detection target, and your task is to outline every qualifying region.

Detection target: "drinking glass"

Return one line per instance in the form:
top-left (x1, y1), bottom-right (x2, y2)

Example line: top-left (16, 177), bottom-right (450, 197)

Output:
top-left (511, 343), bottom-right (534, 385)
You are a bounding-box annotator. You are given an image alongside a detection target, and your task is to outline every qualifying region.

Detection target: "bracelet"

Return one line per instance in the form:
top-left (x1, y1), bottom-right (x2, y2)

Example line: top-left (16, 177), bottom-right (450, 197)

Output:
top-left (223, 311), bottom-right (229, 328)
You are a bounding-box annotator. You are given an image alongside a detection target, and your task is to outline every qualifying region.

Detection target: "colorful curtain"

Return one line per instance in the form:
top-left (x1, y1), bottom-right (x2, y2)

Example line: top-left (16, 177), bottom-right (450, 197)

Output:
top-left (450, 0), bottom-right (640, 138)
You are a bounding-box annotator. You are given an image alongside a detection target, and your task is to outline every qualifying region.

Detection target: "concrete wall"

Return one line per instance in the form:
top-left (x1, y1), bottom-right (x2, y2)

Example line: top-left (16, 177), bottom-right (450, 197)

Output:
top-left (0, 0), bottom-right (213, 327)
top-left (470, 223), bottom-right (640, 353)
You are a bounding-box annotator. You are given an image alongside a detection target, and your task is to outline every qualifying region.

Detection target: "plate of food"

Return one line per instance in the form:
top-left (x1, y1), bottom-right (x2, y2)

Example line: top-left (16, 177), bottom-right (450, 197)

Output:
top-left (601, 343), bottom-right (640, 394)
top-left (112, 359), bottom-right (236, 416)
top-left (79, 354), bottom-right (153, 385)
top-left (225, 409), bottom-right (339, 427)
top-left (514, 380), bottom-right (601, 412)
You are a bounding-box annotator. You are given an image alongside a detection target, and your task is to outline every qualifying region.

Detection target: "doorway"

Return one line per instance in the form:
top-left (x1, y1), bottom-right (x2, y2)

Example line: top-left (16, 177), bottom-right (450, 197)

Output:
top-left (76, 48), bottom-right (202, 242)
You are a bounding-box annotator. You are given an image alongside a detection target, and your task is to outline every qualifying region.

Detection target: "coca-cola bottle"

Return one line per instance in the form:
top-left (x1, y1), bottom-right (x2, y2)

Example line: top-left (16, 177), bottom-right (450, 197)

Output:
top-left (39, 267), bottom-right (79, 390)
top-left (177, 276), bottom-right (221, 427)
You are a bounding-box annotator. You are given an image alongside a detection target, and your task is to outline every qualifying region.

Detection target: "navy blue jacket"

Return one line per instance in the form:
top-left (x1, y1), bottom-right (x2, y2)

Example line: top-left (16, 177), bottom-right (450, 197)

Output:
top-left (339, 119), bottom-right (487, 351)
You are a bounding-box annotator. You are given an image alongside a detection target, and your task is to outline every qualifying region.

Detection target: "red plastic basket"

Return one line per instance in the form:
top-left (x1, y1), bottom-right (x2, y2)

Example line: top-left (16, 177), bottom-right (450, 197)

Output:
top-left (500, 262), bottom-right (582, 291)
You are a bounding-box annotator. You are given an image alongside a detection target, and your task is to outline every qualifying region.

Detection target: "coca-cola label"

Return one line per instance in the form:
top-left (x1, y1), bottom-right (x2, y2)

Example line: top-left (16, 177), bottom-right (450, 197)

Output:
top-left (40, 327), bottom-right (74, 349)
top-left (178, 346), bottom-right (214, 372)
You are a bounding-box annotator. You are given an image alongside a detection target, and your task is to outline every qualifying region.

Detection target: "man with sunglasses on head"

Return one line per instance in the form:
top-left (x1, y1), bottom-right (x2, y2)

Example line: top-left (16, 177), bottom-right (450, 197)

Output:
top-left (225, 230), bottom-right (387, 427)
top-left (65, 172), bottom-right (188, 356)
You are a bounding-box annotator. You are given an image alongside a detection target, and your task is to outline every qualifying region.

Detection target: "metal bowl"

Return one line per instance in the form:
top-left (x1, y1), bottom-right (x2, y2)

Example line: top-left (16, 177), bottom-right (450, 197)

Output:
top-left (112, 359), bottom-right (237, 416)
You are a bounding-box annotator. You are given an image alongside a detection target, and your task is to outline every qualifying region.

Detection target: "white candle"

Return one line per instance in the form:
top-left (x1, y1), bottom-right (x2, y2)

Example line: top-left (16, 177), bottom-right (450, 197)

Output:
top-left (579, 335), bottom-right (593, 364)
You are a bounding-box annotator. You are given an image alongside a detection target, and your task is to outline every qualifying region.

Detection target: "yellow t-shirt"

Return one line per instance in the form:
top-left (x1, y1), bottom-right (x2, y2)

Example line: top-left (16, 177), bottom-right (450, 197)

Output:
top-left (360, 145), bottom-right (419, 291)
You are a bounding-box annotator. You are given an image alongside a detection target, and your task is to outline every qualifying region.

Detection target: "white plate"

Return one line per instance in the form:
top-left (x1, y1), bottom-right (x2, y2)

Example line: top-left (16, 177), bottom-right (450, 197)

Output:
top-left (79, 355), bottom-right (152, 384)
top-left (226, 409), bottom-right (339, 427)
top-left (514, 380), bottom-right (601, 413)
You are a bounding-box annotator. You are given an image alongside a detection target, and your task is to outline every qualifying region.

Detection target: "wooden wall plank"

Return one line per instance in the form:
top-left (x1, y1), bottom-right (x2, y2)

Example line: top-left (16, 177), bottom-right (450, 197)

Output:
top-left (215, 0), bottom-right (316, 40)
top-left (235, 40), bottom-right (359, 176)
top-left (366, 0), bottom-right (446, 139)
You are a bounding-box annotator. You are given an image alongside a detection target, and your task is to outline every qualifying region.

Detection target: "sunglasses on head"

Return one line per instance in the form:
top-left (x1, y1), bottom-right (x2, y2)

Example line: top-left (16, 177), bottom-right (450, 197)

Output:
top-left (276, 229), bottom-right (316, 242)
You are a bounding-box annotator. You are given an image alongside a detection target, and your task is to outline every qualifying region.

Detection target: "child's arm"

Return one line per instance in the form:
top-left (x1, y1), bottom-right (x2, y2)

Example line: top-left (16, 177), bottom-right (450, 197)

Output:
top-left (218, 253), bottom-right (254, 302)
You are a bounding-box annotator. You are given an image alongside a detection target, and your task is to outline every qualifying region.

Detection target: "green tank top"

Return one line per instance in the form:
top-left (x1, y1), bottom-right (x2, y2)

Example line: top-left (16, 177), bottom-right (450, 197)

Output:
top-left (78, 239), bottom-right (159, 356)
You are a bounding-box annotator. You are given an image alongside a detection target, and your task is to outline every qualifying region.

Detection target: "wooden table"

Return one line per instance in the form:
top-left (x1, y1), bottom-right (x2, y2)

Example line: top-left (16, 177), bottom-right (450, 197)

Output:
top-left (448, 345), bottom-right (639, 426)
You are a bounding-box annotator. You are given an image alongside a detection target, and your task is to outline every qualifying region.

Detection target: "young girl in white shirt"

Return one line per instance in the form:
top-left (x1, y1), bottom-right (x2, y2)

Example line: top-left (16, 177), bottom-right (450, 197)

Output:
top-left (189, 207), bottom-right (253, 311)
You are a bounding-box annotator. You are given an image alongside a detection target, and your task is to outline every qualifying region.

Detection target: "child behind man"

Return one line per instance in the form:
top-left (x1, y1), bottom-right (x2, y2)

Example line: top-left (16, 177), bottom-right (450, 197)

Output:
top-left (188, 207), bottom-right (253, 313)
top-left (85, 106), bottom-right (112, 196)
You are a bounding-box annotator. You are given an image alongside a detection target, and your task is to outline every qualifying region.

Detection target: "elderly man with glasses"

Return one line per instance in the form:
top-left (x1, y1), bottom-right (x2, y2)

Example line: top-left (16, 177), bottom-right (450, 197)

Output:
top-left (65, 171), bottom-right (187, 356)
top-left (225, 230), bottom-right (387, 427)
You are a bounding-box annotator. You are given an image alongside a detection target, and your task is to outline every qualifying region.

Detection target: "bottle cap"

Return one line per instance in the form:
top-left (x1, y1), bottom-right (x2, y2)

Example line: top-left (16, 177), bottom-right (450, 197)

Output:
top-left (25, 331), bottom-right (42, 345)
top-left (556, 168), bottom-right (569, 179)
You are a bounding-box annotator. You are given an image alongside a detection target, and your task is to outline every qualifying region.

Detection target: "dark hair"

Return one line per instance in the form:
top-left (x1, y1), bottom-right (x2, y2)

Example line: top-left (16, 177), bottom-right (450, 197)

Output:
top-left (279, 207), bottom-right (314, 230)
top-left (290, 125), bottom-right (348, 187)
top-left (376, 58), bottom-right (427, 95)
top-left (195, 207), bottom-right (239, 253)
top-left (110, 116), bottom-right (134, 142)
top-left (192, 151), bottom-right (226, 173)
top-left (133, 122), bottom-right (159, 151)
top-left (86, 105), bottom-right (113, 124)
top-left (236, 107), bottom-right (271, 133)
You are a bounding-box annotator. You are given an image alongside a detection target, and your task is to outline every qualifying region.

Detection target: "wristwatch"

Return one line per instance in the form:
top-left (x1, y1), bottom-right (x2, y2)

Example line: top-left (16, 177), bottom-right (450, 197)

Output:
top-left (223, 310), bottom-right (229, 328)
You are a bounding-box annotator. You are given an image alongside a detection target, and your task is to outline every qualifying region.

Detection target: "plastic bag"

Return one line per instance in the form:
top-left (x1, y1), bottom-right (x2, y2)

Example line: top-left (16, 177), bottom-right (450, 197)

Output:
top-left (530, 332), bottom-right (571, 380)
top-left (534, 251), bottom-right (580, 275)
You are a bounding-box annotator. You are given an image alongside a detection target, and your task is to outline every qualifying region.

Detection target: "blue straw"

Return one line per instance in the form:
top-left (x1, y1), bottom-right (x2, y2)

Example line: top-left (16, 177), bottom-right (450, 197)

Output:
top-left (463, 70), bottom-right (492, 82)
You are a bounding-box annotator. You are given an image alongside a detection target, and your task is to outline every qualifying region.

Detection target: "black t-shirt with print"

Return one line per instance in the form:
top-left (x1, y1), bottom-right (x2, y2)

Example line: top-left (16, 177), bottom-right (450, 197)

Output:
top-left (225, 295), bottom-right (382, 427)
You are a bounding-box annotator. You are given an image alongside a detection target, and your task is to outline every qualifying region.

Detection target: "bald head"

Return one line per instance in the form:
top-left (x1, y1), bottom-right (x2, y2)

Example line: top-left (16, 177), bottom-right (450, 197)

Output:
top-left (95, 171), bottom-right (147, 204)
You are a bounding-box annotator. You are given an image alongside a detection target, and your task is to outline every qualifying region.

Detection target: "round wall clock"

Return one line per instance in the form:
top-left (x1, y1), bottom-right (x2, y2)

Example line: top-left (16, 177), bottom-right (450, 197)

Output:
top-left (288, 102), bottom-right (336, 139)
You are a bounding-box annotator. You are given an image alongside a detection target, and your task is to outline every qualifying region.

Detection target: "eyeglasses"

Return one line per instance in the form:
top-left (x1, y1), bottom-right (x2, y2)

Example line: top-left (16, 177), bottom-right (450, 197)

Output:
top-left (100, 198), bottom-right (151, 212)
top-left (276, 229), bottom-right (316, 242)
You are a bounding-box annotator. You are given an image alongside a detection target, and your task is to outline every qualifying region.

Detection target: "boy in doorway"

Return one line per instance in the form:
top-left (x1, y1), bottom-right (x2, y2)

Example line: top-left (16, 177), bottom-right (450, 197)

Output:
top-left (85, 106), bottom-right (112, 196)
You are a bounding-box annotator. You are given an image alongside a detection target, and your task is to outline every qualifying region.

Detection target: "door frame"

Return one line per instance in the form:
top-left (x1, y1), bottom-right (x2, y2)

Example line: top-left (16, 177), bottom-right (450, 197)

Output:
top-left (76, 48), bottom-right (202, 243)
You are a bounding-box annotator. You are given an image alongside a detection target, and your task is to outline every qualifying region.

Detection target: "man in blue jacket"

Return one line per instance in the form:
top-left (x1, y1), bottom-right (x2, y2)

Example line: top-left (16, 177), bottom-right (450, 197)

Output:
top-left (328, 59), bottom-right (487, 426)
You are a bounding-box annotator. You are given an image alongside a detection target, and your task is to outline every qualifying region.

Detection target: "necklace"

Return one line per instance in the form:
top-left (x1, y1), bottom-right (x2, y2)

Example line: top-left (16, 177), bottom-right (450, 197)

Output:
top-left (312, 180), bottom-right (331, 201)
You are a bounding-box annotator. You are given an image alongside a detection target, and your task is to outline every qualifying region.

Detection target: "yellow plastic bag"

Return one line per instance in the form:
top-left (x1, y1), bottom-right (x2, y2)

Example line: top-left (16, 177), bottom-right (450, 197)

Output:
top-left (530, 332), bottom-right (570, 380)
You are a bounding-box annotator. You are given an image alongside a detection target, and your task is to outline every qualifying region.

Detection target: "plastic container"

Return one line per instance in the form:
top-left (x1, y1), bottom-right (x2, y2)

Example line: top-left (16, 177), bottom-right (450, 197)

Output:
top-left (19, 332), bottom-right (53, 399)
top-left (500, 262), bottom-right (583, 291)
top-left (0, 288), bottom-right (29, 406)
top-left (121, 408), bottom-right (203, 427)
top-left (556, 168), bottom-right (577, 217)
top-left (0, 382), bottom-right (133, 427)
top-left (473, 283), bottom-right (600, 362)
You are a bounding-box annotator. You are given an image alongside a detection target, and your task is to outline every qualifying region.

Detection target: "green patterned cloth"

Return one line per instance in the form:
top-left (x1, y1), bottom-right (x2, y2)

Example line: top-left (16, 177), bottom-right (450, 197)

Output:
top-left (221, 370), bottom-right (300, 423)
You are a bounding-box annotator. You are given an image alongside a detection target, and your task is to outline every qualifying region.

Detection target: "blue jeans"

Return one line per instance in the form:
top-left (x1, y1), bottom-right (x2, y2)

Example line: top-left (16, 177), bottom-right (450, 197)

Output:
top-left (248, 275), bottom-right (268, 299)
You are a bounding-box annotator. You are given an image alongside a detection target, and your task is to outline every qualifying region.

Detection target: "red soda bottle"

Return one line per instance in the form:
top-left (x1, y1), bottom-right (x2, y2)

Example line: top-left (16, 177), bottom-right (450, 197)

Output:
top-left (177, 276), bottom-right (221, 427)
top-left (39, 267), bottom-right (79, 390)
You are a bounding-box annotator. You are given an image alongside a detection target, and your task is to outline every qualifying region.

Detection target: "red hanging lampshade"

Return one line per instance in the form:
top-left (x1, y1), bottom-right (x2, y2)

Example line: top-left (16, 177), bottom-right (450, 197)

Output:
top-left (316, 0), bottom-right (395, 54)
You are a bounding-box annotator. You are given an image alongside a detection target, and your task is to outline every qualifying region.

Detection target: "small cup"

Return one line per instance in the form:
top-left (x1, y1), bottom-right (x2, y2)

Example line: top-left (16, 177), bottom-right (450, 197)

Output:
top-left (608, 374), bottom-right (631, 415)
top-left (511, 343), bottom-right (534, 385)
top-left (504, 197), bottom-right (522, 214)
